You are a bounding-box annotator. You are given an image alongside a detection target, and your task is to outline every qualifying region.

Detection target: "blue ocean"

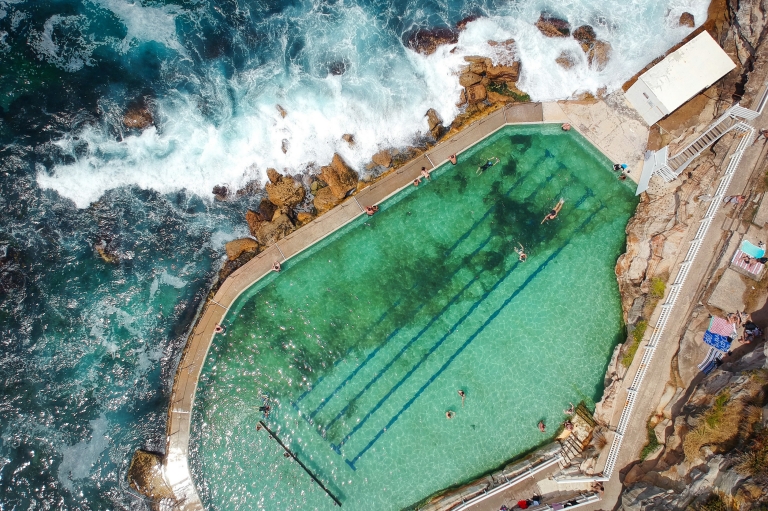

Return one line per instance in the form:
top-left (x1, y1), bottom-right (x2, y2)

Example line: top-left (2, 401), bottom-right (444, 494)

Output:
top-left (0, 0), bottom-right (705, 508)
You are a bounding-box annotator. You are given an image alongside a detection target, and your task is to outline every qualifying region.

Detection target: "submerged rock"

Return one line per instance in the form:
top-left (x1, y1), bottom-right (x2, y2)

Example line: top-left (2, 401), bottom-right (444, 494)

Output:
top-left (235, 179), bottom-right (261, 197)
top-left (212, 184), bottom-right (229, 201)
top-left (404, 27), bottom-right (459, 55)
top-left (342, 133), bottom-right (355, 145)
top-left (572, 25), bottom-right (597, 45)
top-left (265, 171), bottom-right (305, 208)
top-left (94, 241), bottom-right (118, 264)
top-left (123, 103), bottom-right (153, 130)
top-left (535, 13), bottom-right (571, 37)
top-left (556, 51), bottom-right (578, 69)
top-left (456, 14), bottom-right (480, 31)
top-left (225, 238), bottom-right (259, 260)
top-left (320, 154), bottom-right (358, 199)
top-left (276, 104), bottom-right (287, 118)
top-left (328, 60), bottom-right (347, 75)
top-left (679, 12), bottom-right (695, 27)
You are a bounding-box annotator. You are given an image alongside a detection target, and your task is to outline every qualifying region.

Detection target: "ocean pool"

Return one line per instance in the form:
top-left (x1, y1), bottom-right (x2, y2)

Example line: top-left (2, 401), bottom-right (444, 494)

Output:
top-left (189, 124), bottom-right (638, 510)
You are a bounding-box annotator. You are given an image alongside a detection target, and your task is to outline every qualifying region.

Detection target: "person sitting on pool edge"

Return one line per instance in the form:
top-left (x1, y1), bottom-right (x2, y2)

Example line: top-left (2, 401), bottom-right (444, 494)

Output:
top-left (476, 156), bottom-right (500, 174)
top-left (272, 261), bottom-right (281, 272)
top-left (365, 205), bottom-right (379, 216)
top-left (541, 198), bottom-right (565, 224)
top-left (421, 166), bottom-right (431, 180)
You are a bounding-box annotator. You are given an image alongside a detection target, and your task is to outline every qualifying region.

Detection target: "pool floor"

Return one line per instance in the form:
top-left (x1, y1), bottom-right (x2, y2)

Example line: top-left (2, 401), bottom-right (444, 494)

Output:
top-left (189, 124), bottom-right (638, 510)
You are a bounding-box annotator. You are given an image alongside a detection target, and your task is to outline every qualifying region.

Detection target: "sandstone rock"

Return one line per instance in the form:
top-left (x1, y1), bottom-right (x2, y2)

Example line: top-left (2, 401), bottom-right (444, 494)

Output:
top-left (123, 104), bottom-right (153, 130)
top-left (486, 62), bottom-right (520, 81)
top-left (457, 88), bottom-right (467, 106)
top-left (573, 25), bottom-right (596, 44)
top-left (258, 199), bottom-right (278, 222)
top-left (267, 168), bottom-right (281, 184)
top-left (342, 133), bottom-right (355, 145)
top-left (535, 13), bottom-right (570, 38)
top-left (265, 172), bottom-right (306, 208)
top-left (127, 450), bottom-right (174, 500)
top-left (245, 210), bottom-right (262, 237)
top-left (255, 213), bottom-right (294, 246)
top-left (487, 91), bottom-right (511, 104)
top-left (487, 38), bottom-right (515, 50)
top-left (466, 83), bottom-right (487, 103)
top-left (276, 104), bottom-right (287, 118)
top-left (320, 154), bottom-right (358, 199)
top-left (212, 185), bottom-right (229, 201)
top-left (456, 15), bottom-right (480, 31)
top-left (313, 186), bottom-right (342, 213)
top-left (94, 241), bottom-right (118, 264)
top-left (372, 150), bottom-right (393, 168)
top-left (426, 108), bottom-right (442, 131)
top-left (459, 71), bottom-right (483, 87)
top-left (225, 238), bottom-right (259, 260)
top-left (296, 212), bottom-right (314, 225)
top-left (404, 27), bottom-right (459, 55)
top-left (679, 12), bottom-right (695, 28)
top-left (586, 40), bottom-right (611, 71)
top-left (556, 51), bottom-right (577, 69)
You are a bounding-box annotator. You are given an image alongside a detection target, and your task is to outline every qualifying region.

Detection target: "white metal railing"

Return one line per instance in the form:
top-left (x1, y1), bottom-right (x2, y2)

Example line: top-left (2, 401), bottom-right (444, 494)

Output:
top-left (601, 122), bottom-right (754, 478)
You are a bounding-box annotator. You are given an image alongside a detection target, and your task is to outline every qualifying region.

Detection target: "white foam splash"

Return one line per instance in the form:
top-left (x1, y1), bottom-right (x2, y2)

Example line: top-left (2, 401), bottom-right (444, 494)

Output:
top-left (38, 0), bottom-right (710, 208)
top-left (57, 414), bottom-right (111, 491)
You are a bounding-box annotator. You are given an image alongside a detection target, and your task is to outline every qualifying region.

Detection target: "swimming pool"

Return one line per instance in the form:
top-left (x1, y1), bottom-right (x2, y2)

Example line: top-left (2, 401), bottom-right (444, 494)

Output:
top-left (189, 124), bottom-right (638, 510)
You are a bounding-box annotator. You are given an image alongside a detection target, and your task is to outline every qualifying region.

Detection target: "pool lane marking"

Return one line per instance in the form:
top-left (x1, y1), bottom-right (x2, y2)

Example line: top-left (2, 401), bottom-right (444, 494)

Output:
top-left (294, 169), bottom-right (544, 413)
top-left (343, 205), bottom-right (605, 470)
top-left (330, 190), bottom-right (597, 456)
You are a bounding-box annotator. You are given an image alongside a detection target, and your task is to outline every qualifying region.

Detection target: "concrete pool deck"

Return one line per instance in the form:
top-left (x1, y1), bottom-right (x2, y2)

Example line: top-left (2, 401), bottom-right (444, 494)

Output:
top-left (163, 96), bottom-right (650, 510)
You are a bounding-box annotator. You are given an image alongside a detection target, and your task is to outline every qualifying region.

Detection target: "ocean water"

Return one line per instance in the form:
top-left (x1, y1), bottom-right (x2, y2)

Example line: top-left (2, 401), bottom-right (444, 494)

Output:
top-left (190, 125), bottom-right (639, 510)
top-left (0, 0), bottom-right (704, 509)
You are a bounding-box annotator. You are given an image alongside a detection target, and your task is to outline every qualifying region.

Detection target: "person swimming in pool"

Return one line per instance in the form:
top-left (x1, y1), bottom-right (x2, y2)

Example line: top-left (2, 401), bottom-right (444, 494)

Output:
top-left (514, 243), bottom-right (527, 262)
top-left (538, 420), bottom-right (546, 432)
top-left (541, 198), bottom-right (565, 224)
top-left (476, 157), bottom-right (500, 174)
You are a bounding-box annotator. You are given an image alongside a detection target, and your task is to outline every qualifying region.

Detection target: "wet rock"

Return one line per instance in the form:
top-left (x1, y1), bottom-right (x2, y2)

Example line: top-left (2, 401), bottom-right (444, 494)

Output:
top-left (679, 12), bottom-right (695, 28)
top-left (225, 238), bottom-right (259, 261)
top-left (212, 185), bottom-right (229, 201)
top-left (486, 62), bottom-right (520, 81)
top-left (235, 179), bottom-right (261, 197)
top-left (127, 450), bottom-right (174, 500)
top-left (328, 60), bottom-right (347, 75)
top-left (258, 199), bottom-right (278, 222)
top-left (123, 103), bottom-right (153, 130)
top-left (487, 38), bottom-right (516, 49)
top-left (94, 240), bottom-right (118, 264)
top-left (342, 133), bottom-right (355, 145)
top-left (245, 200), bottom-right (278, 236)
top-left (425, 108), bottom-right (445, 139)
top-left (255, 213), bottom-right (294, 246)
top-left (556, 51), bottom-right (577, 69)
top-left (535, 13), bottom-right (571, 38)
top-left (372, 150), bottom-right (393, 168)
top-left (464, 55), bottom-right (491, 74)
top-left (313, 186), bottom-right (342, 213)
top-left (404, 27), bottom-right (459, 55)
top-left (267, 168), bottom-right (281, 184)
top-left (320, 154), bottom-right (358, 199)
top-left (265, 171), bottom-right (306, 208)
top-left (572, 25), bottom-right (596, 45)
top-left (586, 40), bottom-right (612, 71)
top-left (456, 14), bottom-right (480, 31)
top-left (457, 88), bottom-right (467, 106)
top-left (281, 139), bottom-right (289, 154)
top-left (276, 104), bottom-right (287, 118)
top-left (466, 83), bottom-right (487, 104)
top-left (459, 71), bottom-right (483, 87)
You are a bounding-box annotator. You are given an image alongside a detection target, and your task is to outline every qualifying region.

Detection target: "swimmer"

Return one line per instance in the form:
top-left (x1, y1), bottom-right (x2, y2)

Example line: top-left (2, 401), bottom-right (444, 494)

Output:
top-left (458, 389), bottom-right (466, 406)
top-left (258, 405), bottom-right (271, 418)
top-left (561, 123), bottom-right (571, 131)
top-left (449, 154), bottom-right (457, 165)
top-left (538, 420), bottom-right (546, 432)
top-left (283, 451), bottom-right (291, 458)
top-left (272, 261), bottom-right (281, 272)
top-left (214, 324), bottom-right (226, 334)
top-left (446, 410), bottom-right (455, 419)
top-left (476, 157), bottom-right (500, 174)
top-left (564, 403), bottom-right (574, 415)
top-left (564, 420), bottom-right (574, 431)
top-left (421, 167), bottom-right (431, 180)
top-left (413, 178), bottom-right (421, 187)
top-left (514, 243), bottom-right (527, 262)
top-left (541, 198), bottom-right (565, 224)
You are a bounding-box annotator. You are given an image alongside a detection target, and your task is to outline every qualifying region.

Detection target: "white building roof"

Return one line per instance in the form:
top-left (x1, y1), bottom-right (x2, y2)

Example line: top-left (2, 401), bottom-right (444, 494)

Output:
top-left (625, 31), bottom-right (736, 125)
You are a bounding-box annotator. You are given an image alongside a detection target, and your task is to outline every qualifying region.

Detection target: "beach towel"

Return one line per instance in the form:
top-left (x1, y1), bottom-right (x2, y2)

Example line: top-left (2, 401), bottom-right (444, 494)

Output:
top-left (703, 330), bottom-right (732, 351)
top-left (741, 240), bottom-right (765, 258)
top-left (709, 316), bottom-right (737, 337)
top-left (731, 249), bottom-right (765, 275)
top-left (698, 347), bottom-right (724, 374)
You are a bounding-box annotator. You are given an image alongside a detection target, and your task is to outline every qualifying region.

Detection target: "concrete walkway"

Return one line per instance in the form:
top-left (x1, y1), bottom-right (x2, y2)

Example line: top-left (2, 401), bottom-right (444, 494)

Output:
top-left (162, 97), bottom-right (650, 510)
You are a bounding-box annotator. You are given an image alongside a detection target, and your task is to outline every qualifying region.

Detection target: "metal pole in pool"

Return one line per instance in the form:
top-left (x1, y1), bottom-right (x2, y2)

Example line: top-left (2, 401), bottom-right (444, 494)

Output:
top-left (258, 420), bottom-right (342, 507)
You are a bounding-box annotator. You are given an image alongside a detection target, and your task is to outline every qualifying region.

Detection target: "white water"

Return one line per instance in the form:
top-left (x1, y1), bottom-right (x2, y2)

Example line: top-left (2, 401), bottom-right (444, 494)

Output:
top-left (37, 0), bottom-right (710, 208)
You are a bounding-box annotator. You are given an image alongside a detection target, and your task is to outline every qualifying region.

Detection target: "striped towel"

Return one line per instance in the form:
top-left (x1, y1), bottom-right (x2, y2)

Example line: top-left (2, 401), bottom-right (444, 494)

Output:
top-left (709, 316), bottom-right (737, 337)
top-left (698, 347), bottom-right (724, 374)
top-left (731, 249), bottom-right (765, 275)
top-left (703, 330), bottom-right (732, 351)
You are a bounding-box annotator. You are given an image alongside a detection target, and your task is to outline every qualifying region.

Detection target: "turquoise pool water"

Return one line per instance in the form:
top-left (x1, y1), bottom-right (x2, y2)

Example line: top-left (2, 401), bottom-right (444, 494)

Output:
top-left (189, 124), bottom-right (638, 510)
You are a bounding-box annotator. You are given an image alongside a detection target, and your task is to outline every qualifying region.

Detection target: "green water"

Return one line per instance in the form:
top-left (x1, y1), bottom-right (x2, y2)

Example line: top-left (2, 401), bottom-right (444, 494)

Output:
top-left (189, 124), bottom-right (638, 510)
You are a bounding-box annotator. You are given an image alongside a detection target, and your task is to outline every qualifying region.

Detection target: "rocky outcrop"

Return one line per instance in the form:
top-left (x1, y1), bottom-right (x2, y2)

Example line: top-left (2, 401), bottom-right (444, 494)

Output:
top-left (573, 25), bottom-right (596, 45)
top-left (342, 133), bottom-right (355, 145)
top-left (371, 150), bottom-right (393, 168)
top-left (313, 186), bottom-right (342, 213)
top-left (556, 51), bottom-right (578, 69)
top-left (586, 40), bottom-right (612, 71)
top-left (255, 212), bottom-right (294, 246)
top-left (127, 450), bottom-right (174, 501)
top-left (425, 108), bottom-right (445, 140)
top-left (212, 185), bottom-right (229, 201)
top-left (123, 103), bottom-right (153, 130)
top-left (404, 27), bottom-right (458, 55)
top-left (320, 154), bottom-right (358, 199)
top-left (466, 83), bottom-right (487, 103)
top-left (458, 55), bottom-right (523, 107)
top-left (264, 170), bottom-right (306, 209)
top-left (679, 12), bottom-right (695, 28)
top-left (485, 62), bottom-right (520, 81)
top-left (535, 13), bottom-right (570, 38)
top-left (225, 238), bottom-right (259, 261)
top-left (245, 200), bottom-right (278, 237)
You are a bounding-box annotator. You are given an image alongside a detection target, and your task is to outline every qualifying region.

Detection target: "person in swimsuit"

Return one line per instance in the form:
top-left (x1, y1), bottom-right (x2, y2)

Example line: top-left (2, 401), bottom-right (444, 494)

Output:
top-left (458, 389), bottom-right (466, 406)
top-left (446, 410), bottom-right (455, 419)
top-left (515, 243), bottom-right (527, 262)
top-left (476, 157), bottom-right (500, 174)
top-left (564, 403), bottom-right (574, 415)
top-left (365, 205), bottom-right (379, 216)
top-left (449, 154), bottom-right (457, 165)
top-left (538, 420), bottom-right (546, 432)
top-left (421, 167), bottom-right (431, 180)
top-left (541, 198), bottom-right (564, 224)
top-left (272, 261), bottom-right (281, 272)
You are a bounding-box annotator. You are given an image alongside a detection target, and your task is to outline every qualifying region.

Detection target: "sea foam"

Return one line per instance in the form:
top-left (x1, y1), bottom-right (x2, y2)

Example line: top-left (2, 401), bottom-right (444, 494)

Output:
top-left (37, 0), bottom-right (709, 208)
